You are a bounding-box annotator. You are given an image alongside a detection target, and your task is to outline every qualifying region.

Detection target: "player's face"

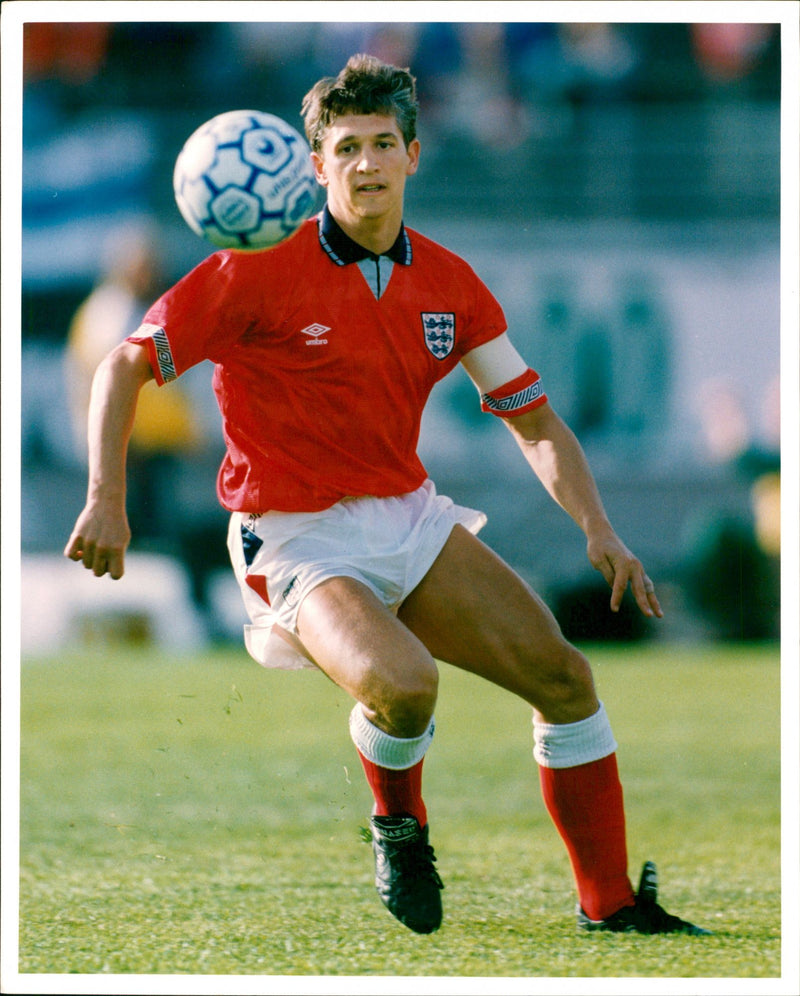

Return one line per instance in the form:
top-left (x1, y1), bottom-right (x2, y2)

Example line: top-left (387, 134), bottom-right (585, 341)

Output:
top-left (312, 114), bottom-right (420, 235)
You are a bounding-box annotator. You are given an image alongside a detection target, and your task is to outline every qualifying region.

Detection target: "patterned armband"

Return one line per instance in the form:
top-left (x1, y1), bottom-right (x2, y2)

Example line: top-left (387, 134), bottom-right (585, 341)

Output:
top-left (480, 367), bottom-right (547, 416)
top-left (126, 323), bottom-right (177, 384)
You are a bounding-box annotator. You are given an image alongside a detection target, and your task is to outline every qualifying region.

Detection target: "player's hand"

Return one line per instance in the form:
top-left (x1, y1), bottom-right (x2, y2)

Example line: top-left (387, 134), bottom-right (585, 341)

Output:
top-left (64, 502), bottom-right (131, 580)
top-left (586, 530), bottom-right (663, 619)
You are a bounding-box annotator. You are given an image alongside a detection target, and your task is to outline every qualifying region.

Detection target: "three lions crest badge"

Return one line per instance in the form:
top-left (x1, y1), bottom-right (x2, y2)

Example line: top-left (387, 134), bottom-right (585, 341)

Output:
top-left (422, 313), bottom-right (455, 360)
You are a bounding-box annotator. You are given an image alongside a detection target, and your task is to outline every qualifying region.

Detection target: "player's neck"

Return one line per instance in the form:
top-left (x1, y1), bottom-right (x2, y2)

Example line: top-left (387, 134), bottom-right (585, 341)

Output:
top-left (330, 207), bottom-right (402, 257)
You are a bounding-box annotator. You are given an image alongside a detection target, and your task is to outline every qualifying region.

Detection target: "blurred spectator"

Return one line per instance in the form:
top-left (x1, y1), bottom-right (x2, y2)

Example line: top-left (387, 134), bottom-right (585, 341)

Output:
top-left (505, 23), bottom-right (573, 109)
top-left (63, 222), bottom-right (235, 640)
top-left (23, 22), bottom-right (112, 139)
top-left (556, 23), bottom-right (640, 103)
top-left (751, 471), bottom-right (780, 560)
top-left (447, 23), bottom-right (533, 148)
top-left (345, 22), bottom-right (420, 71)
top-left (216, 22), bottom-right (321, 111)
top-left (695, 377), bottom-right (752, 465)
top-left (683, 375), bottom-right (780, 640)
top-left (742, 374), bottom-right (780, 566)
top-left (64, 222), bottom-right (200, 542)
top-left (24, 22), bottom-right (110, 86)
top-left (691, 23), bottom-right (775, 86)
top-left (695, 375), bottom-right (780, 477)
top-left (313, 22), bottom-right (421, 76)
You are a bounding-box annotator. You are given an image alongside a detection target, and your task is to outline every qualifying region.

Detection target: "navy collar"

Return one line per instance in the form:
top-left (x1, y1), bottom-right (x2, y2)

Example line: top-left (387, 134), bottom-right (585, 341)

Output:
top-left (318, 205), bottom-right (412, 267)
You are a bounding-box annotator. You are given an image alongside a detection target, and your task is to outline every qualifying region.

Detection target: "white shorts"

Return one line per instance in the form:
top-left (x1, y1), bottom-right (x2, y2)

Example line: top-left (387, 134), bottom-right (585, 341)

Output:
top-left (227, 479), bottom-right (486, 670)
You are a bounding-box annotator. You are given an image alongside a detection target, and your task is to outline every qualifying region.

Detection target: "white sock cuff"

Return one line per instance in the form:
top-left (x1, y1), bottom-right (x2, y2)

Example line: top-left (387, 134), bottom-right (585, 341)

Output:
top-left (349, 703), bottom-right (435, 770)
top-left (533, 701), bottom-right (617, 769)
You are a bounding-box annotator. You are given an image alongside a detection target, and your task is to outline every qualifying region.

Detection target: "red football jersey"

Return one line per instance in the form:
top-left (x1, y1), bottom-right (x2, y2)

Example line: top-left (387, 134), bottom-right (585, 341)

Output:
top-left (128, 215), bottom-right (507, 513)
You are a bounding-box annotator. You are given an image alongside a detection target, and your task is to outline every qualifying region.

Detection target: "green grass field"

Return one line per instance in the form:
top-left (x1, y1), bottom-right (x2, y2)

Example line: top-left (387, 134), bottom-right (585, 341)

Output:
top-left (15, 640), bottom-right (782, 986)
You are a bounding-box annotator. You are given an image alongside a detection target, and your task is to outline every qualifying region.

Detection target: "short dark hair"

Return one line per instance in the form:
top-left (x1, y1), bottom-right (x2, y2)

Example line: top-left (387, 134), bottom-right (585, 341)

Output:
top-left (301, 53), bottom-right (418, 152)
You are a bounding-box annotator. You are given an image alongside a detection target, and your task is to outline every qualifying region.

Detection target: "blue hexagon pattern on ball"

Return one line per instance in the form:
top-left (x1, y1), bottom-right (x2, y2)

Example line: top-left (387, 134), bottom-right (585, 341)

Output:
top-left (173, 109), bottom-right (317, 251)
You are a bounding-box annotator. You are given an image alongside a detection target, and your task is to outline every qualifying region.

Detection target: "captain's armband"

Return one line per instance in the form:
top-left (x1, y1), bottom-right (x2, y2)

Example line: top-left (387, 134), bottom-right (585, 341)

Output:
top-left (480, 368), bottom-right (547, 417)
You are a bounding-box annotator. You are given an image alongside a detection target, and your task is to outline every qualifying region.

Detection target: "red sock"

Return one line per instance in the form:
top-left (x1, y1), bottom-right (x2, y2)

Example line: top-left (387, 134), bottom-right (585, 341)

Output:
top-left (357, 750), bottom-right (427, 827)
top-left (538, 753), bottom-right (635, 921)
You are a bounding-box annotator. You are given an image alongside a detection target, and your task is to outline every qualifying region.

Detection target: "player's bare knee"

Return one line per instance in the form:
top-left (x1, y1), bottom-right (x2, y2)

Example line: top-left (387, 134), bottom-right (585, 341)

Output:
top-left (372, 665), bottom-right (438, 738)
top-left (532, 643), bottom-right (598, 722)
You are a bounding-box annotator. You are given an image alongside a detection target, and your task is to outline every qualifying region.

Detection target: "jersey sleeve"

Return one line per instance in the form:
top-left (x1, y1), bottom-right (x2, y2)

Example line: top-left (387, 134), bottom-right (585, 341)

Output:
top-left (126, 251), bottom-right (258, 385)
top-left (458, 262), bottom-right (508, 357)
top-left (461, 332), bottom-right (528, 393)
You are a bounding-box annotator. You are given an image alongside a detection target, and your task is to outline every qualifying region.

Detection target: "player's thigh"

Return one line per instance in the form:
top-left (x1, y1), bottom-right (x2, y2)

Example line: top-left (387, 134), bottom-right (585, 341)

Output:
top-left (397, 525), bottom-right (596, 713)
top-left (296, 575), bottom-right (439, 736)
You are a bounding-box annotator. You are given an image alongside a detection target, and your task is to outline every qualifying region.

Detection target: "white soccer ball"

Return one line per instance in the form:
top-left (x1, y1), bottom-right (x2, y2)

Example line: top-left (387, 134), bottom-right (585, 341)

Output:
top-left (173, 109), bottom-right (318, 251)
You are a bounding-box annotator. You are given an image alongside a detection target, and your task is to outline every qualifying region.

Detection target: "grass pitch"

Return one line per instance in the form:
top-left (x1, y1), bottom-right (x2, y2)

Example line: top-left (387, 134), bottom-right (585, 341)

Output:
top-left (15, 640), bottom-right (781, 986)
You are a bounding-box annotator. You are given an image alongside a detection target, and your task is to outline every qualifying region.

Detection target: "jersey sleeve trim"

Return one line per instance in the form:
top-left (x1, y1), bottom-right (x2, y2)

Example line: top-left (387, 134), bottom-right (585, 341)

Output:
top-left (126, 324), bottom-right (177, 385)
top-left (461, 332), bottom-right (527, 393)
top-left (480, 367), bottom-right (548, 417)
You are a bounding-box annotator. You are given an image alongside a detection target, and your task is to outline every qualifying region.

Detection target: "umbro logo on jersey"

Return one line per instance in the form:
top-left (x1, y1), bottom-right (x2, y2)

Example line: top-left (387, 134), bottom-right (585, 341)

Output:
top-left (301, 323), bottom-right (331, 345)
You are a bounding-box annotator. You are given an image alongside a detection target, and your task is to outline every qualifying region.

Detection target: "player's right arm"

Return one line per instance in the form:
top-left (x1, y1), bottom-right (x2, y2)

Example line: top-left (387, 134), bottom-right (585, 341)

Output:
top-left (64, 341), bottom-right (154, 579)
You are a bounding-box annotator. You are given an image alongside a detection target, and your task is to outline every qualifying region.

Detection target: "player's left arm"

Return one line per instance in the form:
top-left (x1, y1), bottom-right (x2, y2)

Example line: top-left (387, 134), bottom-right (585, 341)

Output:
top-left (461, 335), bottom-right (663, 619)
top-left (505, 402), bottom-right (662, 618)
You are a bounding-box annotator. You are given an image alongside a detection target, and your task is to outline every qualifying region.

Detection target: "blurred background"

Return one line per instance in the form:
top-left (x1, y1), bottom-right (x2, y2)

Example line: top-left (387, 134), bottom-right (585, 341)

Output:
top-left (18, 18), bottom-right (781, 653)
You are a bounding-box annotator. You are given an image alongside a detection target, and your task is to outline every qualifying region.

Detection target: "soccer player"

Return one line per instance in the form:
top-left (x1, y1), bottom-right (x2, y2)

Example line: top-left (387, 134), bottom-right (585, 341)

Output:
top-left (65, 54), bottom-right (709, 937)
